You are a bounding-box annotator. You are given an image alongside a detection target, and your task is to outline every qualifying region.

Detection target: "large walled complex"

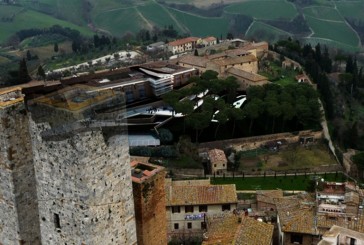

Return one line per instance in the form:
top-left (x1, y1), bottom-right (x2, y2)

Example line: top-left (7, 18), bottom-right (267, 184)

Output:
top-left (0, 86), bottom-right (137, 244)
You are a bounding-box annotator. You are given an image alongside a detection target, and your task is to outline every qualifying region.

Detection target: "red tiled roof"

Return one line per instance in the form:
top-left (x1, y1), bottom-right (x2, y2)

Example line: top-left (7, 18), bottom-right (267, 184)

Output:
top-left (208, 149), bottom-right (227, 164)
top-left (168, 37), bottom-right (199, 47)
top-left (166, 184), bottom-right (237, 206)
top-left (203, 36), bottom-right (216, 42)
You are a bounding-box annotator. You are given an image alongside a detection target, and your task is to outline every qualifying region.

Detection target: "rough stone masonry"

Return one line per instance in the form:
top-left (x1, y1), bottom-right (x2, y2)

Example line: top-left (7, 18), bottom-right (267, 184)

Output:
top-left (0, 86), bottom-right (137, 245)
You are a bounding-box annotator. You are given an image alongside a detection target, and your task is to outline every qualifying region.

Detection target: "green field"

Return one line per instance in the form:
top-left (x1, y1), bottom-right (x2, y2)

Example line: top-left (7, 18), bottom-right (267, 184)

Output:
top-left (246, 21), bottom-right (292, 42)
top-left (93, 7), bottom-right (147, 35)
top-left (336, 1), bottom-right (364, 21)
top-left (168, 8), bottom-right (229, 37)
top-left (305, 15), bottom-right (359, 48)
top-left (224, 0), bottom-right (297, 20)
top-left (138, 2), bottom-right (185, 33)
top-left (18, 0), bottom-right (87, 26)
top-left (303, 6), bottom-right (342, 21)
top-left (0, 6), bottom-right (93, 43)
top-left (211, 173), bottom-right (346, 190)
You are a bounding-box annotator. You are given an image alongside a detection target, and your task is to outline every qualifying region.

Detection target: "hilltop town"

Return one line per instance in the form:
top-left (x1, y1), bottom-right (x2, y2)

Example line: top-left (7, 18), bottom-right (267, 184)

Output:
top-left (1, 36), bottom-right (364, 245)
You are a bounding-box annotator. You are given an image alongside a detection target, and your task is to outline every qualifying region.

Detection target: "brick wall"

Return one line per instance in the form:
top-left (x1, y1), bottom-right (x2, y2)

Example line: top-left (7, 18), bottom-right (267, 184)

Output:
top-left (133, 170), bottom-right (167, 245)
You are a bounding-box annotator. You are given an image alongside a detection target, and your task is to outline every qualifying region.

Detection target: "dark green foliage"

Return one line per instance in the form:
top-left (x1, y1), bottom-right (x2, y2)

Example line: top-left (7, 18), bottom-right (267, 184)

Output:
top-left (18, 58), bottom-right (31, 84)
top-left (158, 128), bottom-right (173, 144)
top-left (130, 146), bottom-right (177, 158)
top-left (54, 42), bottom-right (59, 52)
top-left (37, 65), bottom-right (45, 80)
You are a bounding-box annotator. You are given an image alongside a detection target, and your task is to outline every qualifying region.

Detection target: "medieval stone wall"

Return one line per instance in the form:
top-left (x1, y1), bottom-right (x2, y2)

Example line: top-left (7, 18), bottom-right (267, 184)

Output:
top-left (0, 102), bottom-right (41, 244)
top-left (29, 109), bottom-right (137, 244)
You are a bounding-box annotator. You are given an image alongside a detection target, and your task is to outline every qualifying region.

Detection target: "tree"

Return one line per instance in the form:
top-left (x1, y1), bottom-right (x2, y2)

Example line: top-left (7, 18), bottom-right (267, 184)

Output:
top-left (37, 65), bottom-right (46, 81)
top-left (18, 58), bottom-right (31, 84)
top-left (26, 50), bottom-right (32, 61)
top-left (194, 49), bottom-right (199, 56)
top-left (352, 152), bottom-right (364, 180)
top-left (243, 98), bottom-right (264, 134)
top-left (186, 111), bottom-right (212, 143)
top-left (54, 42), bottom-right (59, 53)
top-left (226, 32), bottom-right (234, 40)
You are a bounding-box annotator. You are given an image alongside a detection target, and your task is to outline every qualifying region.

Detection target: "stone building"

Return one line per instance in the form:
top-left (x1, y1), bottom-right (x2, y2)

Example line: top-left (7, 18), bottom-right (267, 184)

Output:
top-left (0, 85), bottom-right (138, 244)
top-left (208, 148), bottom-right (227, 174)
top-left (165, 179), bottom-right (237, 240)
top-left (202, 214), bottom-right (274, 245)
top-left (131, 160), bottom-right (167, 245)
top-left (175, 44), bottom-right (269, 90)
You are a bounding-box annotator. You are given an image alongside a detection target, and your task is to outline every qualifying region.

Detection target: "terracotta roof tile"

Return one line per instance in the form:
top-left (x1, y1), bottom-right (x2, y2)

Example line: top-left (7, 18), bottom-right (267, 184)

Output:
top-left (203, 214), bottom-right (240, 245)
top-left (234, 216), bottom-right (274, 245)
top-left (211, 55), bottom-right (257, 66)
top-left (166, 184), bottom-right (237, 206)
top-left (208, 149), bottom-right (227, 164)
top-left (168, 37), bottom-right (199, 47)
top-left (256, 190), bottom-right (283, 204)
top-left (226, 67), bottom-right (268, 82)
top-left (178, 55), bottom-right (209, 68)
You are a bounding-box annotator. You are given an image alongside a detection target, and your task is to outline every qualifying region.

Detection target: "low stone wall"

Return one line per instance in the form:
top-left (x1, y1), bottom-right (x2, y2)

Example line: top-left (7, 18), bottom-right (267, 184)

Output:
top-left (199, 130), bottom-right (323, 152)
top-left (170, 168), bottom-right (205, 178)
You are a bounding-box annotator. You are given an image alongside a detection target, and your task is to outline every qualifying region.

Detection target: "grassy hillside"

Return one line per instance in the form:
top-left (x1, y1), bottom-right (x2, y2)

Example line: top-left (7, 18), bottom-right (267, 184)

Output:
top-left (0, 5), bottom-right (93, 44)
top-left (224, 0), bottom-right (297, 21)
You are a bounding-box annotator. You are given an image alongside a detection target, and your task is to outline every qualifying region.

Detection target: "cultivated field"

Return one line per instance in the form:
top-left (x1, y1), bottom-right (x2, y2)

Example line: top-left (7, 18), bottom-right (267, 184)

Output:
top-left (224, 0), bottom-right (297, 21)
top-left (303, 6), bottom-right (342, 21)
top-left (168, 8), bottom-right (229, 37)
top-left (305, 15), bottom-right (360, 48)
top-left (245, 21), bottom-right (291, 42)
top-left (0, 5), bottom-right (92, 43)
top-left (336, 1), bottom-right (364, 21)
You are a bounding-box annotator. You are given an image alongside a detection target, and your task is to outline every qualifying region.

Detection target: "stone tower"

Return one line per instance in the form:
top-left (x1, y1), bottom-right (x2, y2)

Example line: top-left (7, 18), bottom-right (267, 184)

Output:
top-left (0, 87), bottom-right (41, 244)
top-left (131, 161), bottom-right (167, 245)
top-left (0, 85), bottom-right (137, 244)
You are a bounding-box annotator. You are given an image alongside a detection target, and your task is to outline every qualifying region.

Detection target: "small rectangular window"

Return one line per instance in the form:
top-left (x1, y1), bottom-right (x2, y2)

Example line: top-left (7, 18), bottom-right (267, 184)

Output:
top-left (174, 223), bottom-right (179, 230)
top-left (222, 204), bottom-right (231, 211)
top-left (201, 222), bottom-right (207, 229)
top-left (185, 205), bottom-right (194, 213)
top-left (187, 222), bottom-right (192, 229)
top-left (199, 205), bottom-right (208, 212)
top-left (54, 213), bottom-right (61, 229)
top-left (172, 206), bottom-right (180, 213)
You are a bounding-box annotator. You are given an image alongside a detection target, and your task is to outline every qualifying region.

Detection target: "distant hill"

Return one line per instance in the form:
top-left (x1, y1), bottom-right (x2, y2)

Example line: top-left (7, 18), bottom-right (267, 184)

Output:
top-left (0, 0), bottom-right (363, 52)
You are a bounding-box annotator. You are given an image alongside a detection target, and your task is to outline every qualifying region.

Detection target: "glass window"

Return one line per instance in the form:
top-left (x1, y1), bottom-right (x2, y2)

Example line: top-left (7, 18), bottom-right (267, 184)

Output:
top-left (174, 223), bottom-right (179, 230)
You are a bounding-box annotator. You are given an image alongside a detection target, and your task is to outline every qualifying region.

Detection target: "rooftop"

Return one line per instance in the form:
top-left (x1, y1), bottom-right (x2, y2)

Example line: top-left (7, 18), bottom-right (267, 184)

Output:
top-left (256, 189), bottom-right (283, 205)
top-left (226, 67), bottom-right (268, 82)
top-left (318, 225), bottom-right (364, 245)
top-left (168, 37), bottom-right (199, 47)
top-left (211, 55), bottom-right (257, 66)
top-left (165, 182), bottom-right (237, 206)
top-left (275, 193), bottom-right (318, 235)
top-left (234, 216), bottom-right (274, 245)
top-left (30, 84), bottom-right (119, 112)
top-left (130, 161), bottom-right (164, 183)
top-left (203, 36), bottom-right (216, 42)
top-left (208, 149), bottom-right (227, 163)
top-left (0, 87), bottom-right (24, 108)
top-left (178, 55), bottom-right (209, 68)
top-left (202, 214), bottom-right (240, 245)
